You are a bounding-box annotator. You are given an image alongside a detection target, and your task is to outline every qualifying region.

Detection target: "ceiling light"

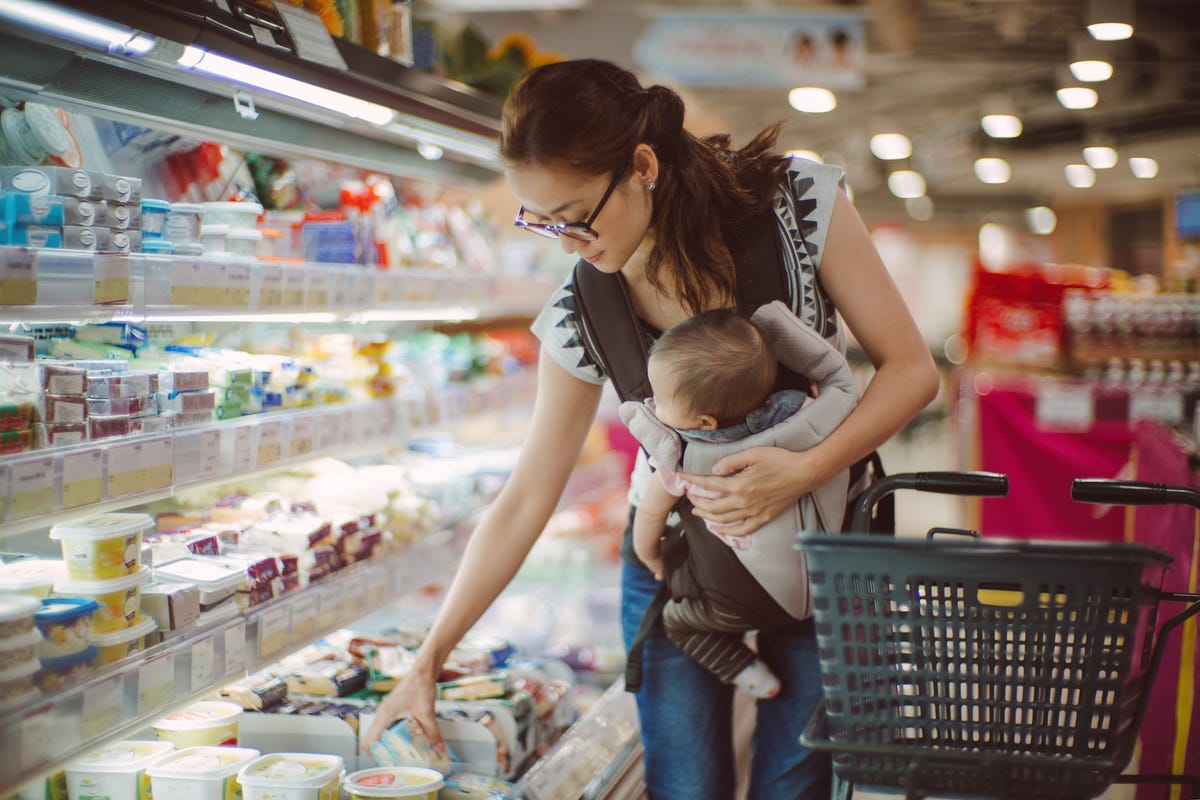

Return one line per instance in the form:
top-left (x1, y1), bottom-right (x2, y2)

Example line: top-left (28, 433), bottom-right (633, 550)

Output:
top-left (979, 223), bottom-right (1018, 271)
top-left (0, 0), bottom-right (157, 56)
top-left (1069, 35), bottom-right (1114, 81)
top-left (905, 196), bottom-right (934, 222)
top-left (1087, 0), bottom-right (1134, 40)
top-left (974, 157), bottom-right (1011, 184)
top-left (1083, 145), bottom-right (1118, 169)
top-left (1065, 163), bottom-right (1096, 188)
top-left (981, 114), bottom-right (1022, 138)
top-left (788, 87), bottom-right (836, 113)
top-left (1025, 206), bottom-right (1058, 235)
top-left (870, 133), bottom-right (912, 160)
top-left (417, 142), bottom-right (444, 161)
top-left (887, 170), bottom-right (926, 198)
top-left (1057, 87), bottom-right (1098, 110)
top-left (786, 149), bottom-right (823, 163)
top-left (1128, 157), bottom-right (1159, 178)
top-left (1070, 60), bottom-right (1114, 82)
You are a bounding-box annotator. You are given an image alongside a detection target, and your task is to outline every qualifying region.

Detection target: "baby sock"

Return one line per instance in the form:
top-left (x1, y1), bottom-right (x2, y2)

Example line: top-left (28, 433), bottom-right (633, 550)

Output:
top-left (734, 659), bottom-right (780, 698)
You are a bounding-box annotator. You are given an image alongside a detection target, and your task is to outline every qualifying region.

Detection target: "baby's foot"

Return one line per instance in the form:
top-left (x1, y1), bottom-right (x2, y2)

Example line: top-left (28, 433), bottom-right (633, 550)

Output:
top-left (734, 660), bottom-right (780, 698)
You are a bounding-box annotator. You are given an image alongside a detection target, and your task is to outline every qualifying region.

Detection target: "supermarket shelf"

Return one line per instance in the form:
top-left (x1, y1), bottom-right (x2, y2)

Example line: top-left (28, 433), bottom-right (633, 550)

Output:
top-left (0, 526), bottom-right (463, 796)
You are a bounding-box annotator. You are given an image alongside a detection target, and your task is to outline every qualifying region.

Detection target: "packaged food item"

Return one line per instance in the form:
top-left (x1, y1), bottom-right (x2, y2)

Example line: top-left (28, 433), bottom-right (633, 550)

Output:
top-left (140, 580), bottom-right (201, 638)
top-left (371, 718), bottom-right (454, 774)
top-left (90, 616), bottom-right (156, 666)
top-left (152, 557), bottom-right (245, 612)
top-left (200, 201), bottom-right (263, 228)
top-left (152, 701), bottom-right (244, 748)
top-left (436, 674), bottom-right (506, 702)
top-left (140, 199), bottom-right (171, 238)
top-left (0, 593), bottom-right (41, 638)
top-left (439, 773), bottom-right (512, 800)
top-left (284, 662), bottom-right (368, 697)
top-left (3, 193), bottom-right (65, 225)
top-left (226, 229), bottom-right (263, 258)
top-left (35, 596), bottom-right (97, 659)
top-left (65, 740), bottom-right (176, 800)
top-left (0, 657), bottom-right (41, 703)
top-left (217, 675), bottom-right (287, 712)
top-left (162, 203), bottom-right (205, 245)
top-left (145, 747), bottom-right (260, 800)
top-left (36, 645), bottom-right (97, 691)
top-left (0, 628), bottom-right (41, 670)
top-left (52, 565), bottom-right (151, 633)
top-left (49, 512), bottom-right (151, 580)
top-left (0, 165), bottom-right (101, 198)
top-left (236, 753), bottom-right (343, 800)
top-left (343, 767), bottom-right (443, 800)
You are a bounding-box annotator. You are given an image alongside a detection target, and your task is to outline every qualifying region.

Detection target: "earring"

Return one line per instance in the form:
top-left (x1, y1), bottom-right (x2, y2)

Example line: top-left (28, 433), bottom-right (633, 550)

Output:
top-left (648, 180), bottom-right (656, 191)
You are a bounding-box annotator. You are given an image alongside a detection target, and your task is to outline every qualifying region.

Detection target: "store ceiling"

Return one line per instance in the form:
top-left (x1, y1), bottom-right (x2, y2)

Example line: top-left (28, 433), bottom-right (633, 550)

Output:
top-left (459, 0), bottom-right (1200, 225)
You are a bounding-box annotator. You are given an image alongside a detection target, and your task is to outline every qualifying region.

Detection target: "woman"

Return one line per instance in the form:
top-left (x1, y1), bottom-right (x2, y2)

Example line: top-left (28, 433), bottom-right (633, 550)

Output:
top-left (362, 58), bottom-right (938, 799)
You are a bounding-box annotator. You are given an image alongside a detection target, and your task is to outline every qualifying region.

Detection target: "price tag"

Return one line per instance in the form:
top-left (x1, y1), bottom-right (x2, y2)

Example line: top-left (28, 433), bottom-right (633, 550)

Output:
top-left (136, 653), bottom-right (175, 714)
top-left (1035, 384), bottom-right (1094, 431)
top-left (289, 414), bottom-right (314, 458)
top-left (142, 436), bottom-right (173, 491)
top-left (82, 674), bottom-right (125, 739)
top-left (352, 271), bottom-right (372, 307)
top-left (61, 449), bottom-right (103, 509)
top-left (18, 702), bottom-right (67, 773)
top-left (314, 409), bottom-right (337, 453)
top-left (329, 269), bottom-right (349, 307)
top-left (282, 265), bottom-right (306, 307)
top-left (257, 420), bottom-right (282, 465)
top-left (225, 621), bottom-right (247, 676)
top-left (175, 430), bottom-right (221, 484)
top-left (332, 408), bottom-right (356, 445)
top-left (106, 441), bottom-right (144, 498)
top-left (225, 262), bottom-right (252, 307)
top-left (94, 253), bottom-right (130, 304)
top-left (170, 260), bottom-right (211, 305)
top-left (258, 605), bottom-right (290, 658)
top-left (0, 247), bottom-right (37, 304)
top-left (317, 585), bottom-right (338, 630)
top-left (274, 1), bottom-right (349, 69)
top-left (191, 635), bottom-right (215, 691)
top-left (231, 424), bottom-right (253, 473)
top-left (306, 269), bottom-right (330, 308)
top-left (290, 593), bottom-right (319, 643)
top-left (258, 262), bottom-right (283, 307)
top-left (9, 456), bottom-right (54, 520)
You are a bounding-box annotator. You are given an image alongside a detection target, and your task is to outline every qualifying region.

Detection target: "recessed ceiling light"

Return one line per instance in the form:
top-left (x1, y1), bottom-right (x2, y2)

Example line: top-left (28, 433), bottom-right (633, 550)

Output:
top-left (1069, 60), bottom-right (1114, 82)
top-left (1025, 206), bottom-right (1057, 235)
top-left (1128, 157), bottom-right (1159, 178)
top-left (887, 170), bottom-right (926, 198)
top-left (974, 157), bottom-right (1011, 184)
top-left (1057, 87), bottom-right (1098, 109)
top-left (981, 114), bottom-right (1022, 138)
top-left (905, 196), bottom-right (934, 222)
top-left (1083, 145), bottom-right (1118, 169)
top-left (1087, 0), bottom-right (1134, 40)
top-left (1065, 163), bottom-right (1096, 188)
top-left (870, 133), bottom-right (912, 160)
top-left (788, 87), bottom-right (837, 113)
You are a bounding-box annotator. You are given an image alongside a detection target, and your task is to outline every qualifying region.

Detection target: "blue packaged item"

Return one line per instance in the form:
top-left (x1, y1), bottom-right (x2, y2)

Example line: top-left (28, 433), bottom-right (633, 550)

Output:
top-left (141, 238), bottom-right (175, 255)
top-left (3, 193), bottom-right (64, 225)
top-left (140, 199), bottom-right (172, 239)
top-left (5, 224), bottom-right (62, 248)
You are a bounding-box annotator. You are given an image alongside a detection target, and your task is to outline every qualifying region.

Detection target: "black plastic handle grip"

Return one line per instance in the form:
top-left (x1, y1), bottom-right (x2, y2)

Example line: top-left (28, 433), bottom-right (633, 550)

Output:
top-left (915, 471), bottom-right (1010, 497)
top-left (1071, 479), bottom-right (1200, 510)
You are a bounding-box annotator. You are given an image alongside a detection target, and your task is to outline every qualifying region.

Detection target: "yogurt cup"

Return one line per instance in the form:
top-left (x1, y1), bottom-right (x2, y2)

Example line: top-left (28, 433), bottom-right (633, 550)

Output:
top-left (65, 740), bottom-right (176, 800)
top-left (200, 202), bottom-right (263, 228)
top-left (50, 512), bottom-right (151, 580)
top-left (162, 203), bottom-right (205, 245)
top-left (0, 628), bottom-right (41, 670)
top-left (0, 593), bottom-right (41, 638)
top-left (0, 558), bottom-right (68, 597)
top-left (153, 701), bottom-right (243, 748)
top-left (146, 746), bottom-right (260, 800)
top-left (140, 199), bottom-right (171, 238)
top-left (237, 753), bottom-right (344, 800)
top-left (36, 645), bottom-right (96, 692)
top-left (343, 768), bottom-right (444, 800)
top-left (35, 596), bottom-right (97, 659)
top-left (53, 565), bottom-right (151, 633)
top-left (91, 616), bottom-right (157, 667)
top-left (226, 229), bottom-right (263, 258)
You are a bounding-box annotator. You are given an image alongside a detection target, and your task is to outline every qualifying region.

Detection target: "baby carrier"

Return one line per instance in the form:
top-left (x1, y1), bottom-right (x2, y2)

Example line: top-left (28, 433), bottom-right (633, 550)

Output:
top-left (571, 209), bottom-right (889, 692)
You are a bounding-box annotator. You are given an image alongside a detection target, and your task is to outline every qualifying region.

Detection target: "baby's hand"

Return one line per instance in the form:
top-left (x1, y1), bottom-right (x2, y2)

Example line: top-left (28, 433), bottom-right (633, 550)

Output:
top-left (644, 556), bottom-right (664, 581)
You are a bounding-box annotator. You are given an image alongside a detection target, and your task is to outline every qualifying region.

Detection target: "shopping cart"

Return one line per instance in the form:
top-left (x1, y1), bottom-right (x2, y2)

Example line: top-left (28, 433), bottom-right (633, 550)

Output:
top-left (796, 471), bottom-right (1200, 800)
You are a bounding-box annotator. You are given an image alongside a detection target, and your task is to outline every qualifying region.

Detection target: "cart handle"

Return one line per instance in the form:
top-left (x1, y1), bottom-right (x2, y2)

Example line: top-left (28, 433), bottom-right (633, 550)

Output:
top-left (849, 471), bottom-right (1009, 534)
top-left (1071, 479), bottom-right (1200, 510)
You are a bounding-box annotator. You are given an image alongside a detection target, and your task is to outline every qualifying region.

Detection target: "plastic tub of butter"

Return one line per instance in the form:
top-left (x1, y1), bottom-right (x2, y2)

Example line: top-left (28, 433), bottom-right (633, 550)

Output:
top-left (91, 616), bottom-right (156, 667)
top-left (36, 645), bottom-right (96, 692)
top-left (153, 700), bottom-right (243, 748)
top-left (53, 565), bottom-right (150, 633)
top-left (237, 753), bottom-right (344, 800)
top-left (343, 768), bottom-right (444, 800)
top-left (65, 740), bottom-right (175, 800)
top-left (0, 558), bottom-right (67, 598)
top-left (146, 746), bottom-right (260, 800)
top-left (50, 512), bottom-right (151, 580)
top-left (0, 593), bottom-right (41, 639)
top-left (35, 596), bottom-right (98, 659)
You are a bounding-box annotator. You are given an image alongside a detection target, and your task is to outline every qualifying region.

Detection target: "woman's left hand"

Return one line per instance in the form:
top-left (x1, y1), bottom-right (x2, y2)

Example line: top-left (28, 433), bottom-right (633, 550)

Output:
top-left (681, 446), bottom-right (819, 538)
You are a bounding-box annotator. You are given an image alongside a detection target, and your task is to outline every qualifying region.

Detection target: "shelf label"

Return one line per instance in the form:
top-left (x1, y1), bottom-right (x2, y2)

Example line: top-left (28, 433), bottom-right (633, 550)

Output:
top-left (258, 605), bottom-right (291, 658)
top-left (282, 265), bottom-right (306, 307)
top-left (332, 408), bottom-right (356, 446)
top-left (329, 270), bottom-right (349, 307)
top-left (82, 674), bottom-right (125, 739)
top-left (191, 635), bottom-right (215, 691)
top-left (259, 262), bottom-right (283, 307)
top-left (171, 261), bottom-right (219, 306)
top-left (0, 248), bottom-right (37, 304)
top-left (106, 441), bottom-right (144, 498)
top-left (94, 253), bottom-right (130, 305)
top-left (314, 409), bottom-right (337, 453)
top-left (317, 584), bottom-right (338, 630)
top-left (289, 414), bottom-right (314, 458)
top-left (233, 425), bottom-right (254, 473)
top-left (306, 269), bottom-right (330, 308)
top-left (1035, 384), bottom-right (1094, 432)
top-left (10, 456), bottom-right (54, 520)
top-left (274, 1), bottom-right (349, 70)
top-left (62, 449), bottom-right (103, 509)
top-left (290, 593), bottom-right (319, 643)
top-left (352, 272), bottom-right (372, 307)
top-left (257, 420), bottom-right (282, 465)
top-left (142, 436), bottom-right (173, 490)
top-left (225, 621), bottom-right (247, 676)
top-left (175, 430), bottom-right (221, 484)
top-left (225, 262), bottom-right (252, 307)
top-left (137, 653), bottom-right (175, 714)
top-left (18, 701), bottom-right (66, 773)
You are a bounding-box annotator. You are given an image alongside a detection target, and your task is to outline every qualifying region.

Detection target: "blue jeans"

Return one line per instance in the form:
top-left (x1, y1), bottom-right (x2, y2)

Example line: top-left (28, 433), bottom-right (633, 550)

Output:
top-left (621, 559), bottom-right (832, 800)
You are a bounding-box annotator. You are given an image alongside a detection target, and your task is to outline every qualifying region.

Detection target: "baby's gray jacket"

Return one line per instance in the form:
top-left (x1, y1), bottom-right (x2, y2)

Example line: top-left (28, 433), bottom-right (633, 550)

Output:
top-left (619, 300), bottom-right (857, 620)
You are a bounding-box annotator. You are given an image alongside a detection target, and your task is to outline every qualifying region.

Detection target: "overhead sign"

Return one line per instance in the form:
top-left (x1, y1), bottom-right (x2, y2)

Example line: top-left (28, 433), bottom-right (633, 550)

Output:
top-left (633, 10), bottom-right (865, 90)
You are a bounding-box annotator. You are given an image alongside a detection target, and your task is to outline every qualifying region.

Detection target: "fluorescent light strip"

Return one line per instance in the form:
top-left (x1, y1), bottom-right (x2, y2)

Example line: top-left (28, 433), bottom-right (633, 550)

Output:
top-left (117, 311), bottom-right (342, 324)
top-left (0, 0), bottom-right (155, 55)
top-left (352, 307), bottom-right (480, 323)
top-left (179, 47), bottom-right (396, 126)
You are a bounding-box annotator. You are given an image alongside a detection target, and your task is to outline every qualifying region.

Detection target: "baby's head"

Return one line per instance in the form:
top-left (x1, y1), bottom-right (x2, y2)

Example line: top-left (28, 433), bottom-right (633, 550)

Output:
top-left (647, 308), bottom-right (776, 431)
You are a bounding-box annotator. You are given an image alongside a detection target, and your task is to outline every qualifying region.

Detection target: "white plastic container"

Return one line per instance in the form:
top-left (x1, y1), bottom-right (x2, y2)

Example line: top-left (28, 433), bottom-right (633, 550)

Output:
top-left (153, 701), bottom-right (243, 748)
top-left (91, 616), bottom-right (157, 666)
top-left (0, 593), bottom-right (41, 638)
top-left (199, 224), bottom-right (230, 255)
top-left (163, 203), bottom-right (205, 245)
top-left (49, 512), bottom-right (151, 580)
top-left (343, 768), bottom-right (444, 800)
top-left (0, 559), bottom-right (67, 597)
top-left (200, 201), bottom-right (263, 228)
top-left (145, 746), bottom-right (260, 800)
top-left (153, 558), bottom-right (245, 610)
top-left (0, 628), bottom-right (41, 670)
top-left (53, 565), bottom-right (151, 633)
top-left (65, 740), bottom-right (176, 800)
top-left (236, 753), bottom-right (343, 800)
top-left (226, 229), bottom-right (263, 258)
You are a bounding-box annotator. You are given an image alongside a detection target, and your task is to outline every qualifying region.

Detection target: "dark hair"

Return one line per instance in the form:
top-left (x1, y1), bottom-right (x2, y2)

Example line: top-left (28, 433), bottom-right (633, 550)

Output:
top-left (499, 59), bottom-right (791, 315)
top-left (649, 308), bottom-right (776, 427)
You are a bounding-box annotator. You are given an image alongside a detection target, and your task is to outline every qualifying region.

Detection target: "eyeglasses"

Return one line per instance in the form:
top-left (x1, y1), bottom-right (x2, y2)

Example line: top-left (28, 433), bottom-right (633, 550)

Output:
top-left (513, 165), bottom-right (625, 242)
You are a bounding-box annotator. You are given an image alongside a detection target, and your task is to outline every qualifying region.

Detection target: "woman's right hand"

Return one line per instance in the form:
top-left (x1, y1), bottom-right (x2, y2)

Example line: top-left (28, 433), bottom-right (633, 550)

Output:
top-left (360, 664), bottom-right (445, 754)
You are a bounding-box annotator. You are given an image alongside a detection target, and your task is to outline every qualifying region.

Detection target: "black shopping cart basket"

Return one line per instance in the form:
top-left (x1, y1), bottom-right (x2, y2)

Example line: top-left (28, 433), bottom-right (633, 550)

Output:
top-left (797, 471), bottom-right (1200, 800)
